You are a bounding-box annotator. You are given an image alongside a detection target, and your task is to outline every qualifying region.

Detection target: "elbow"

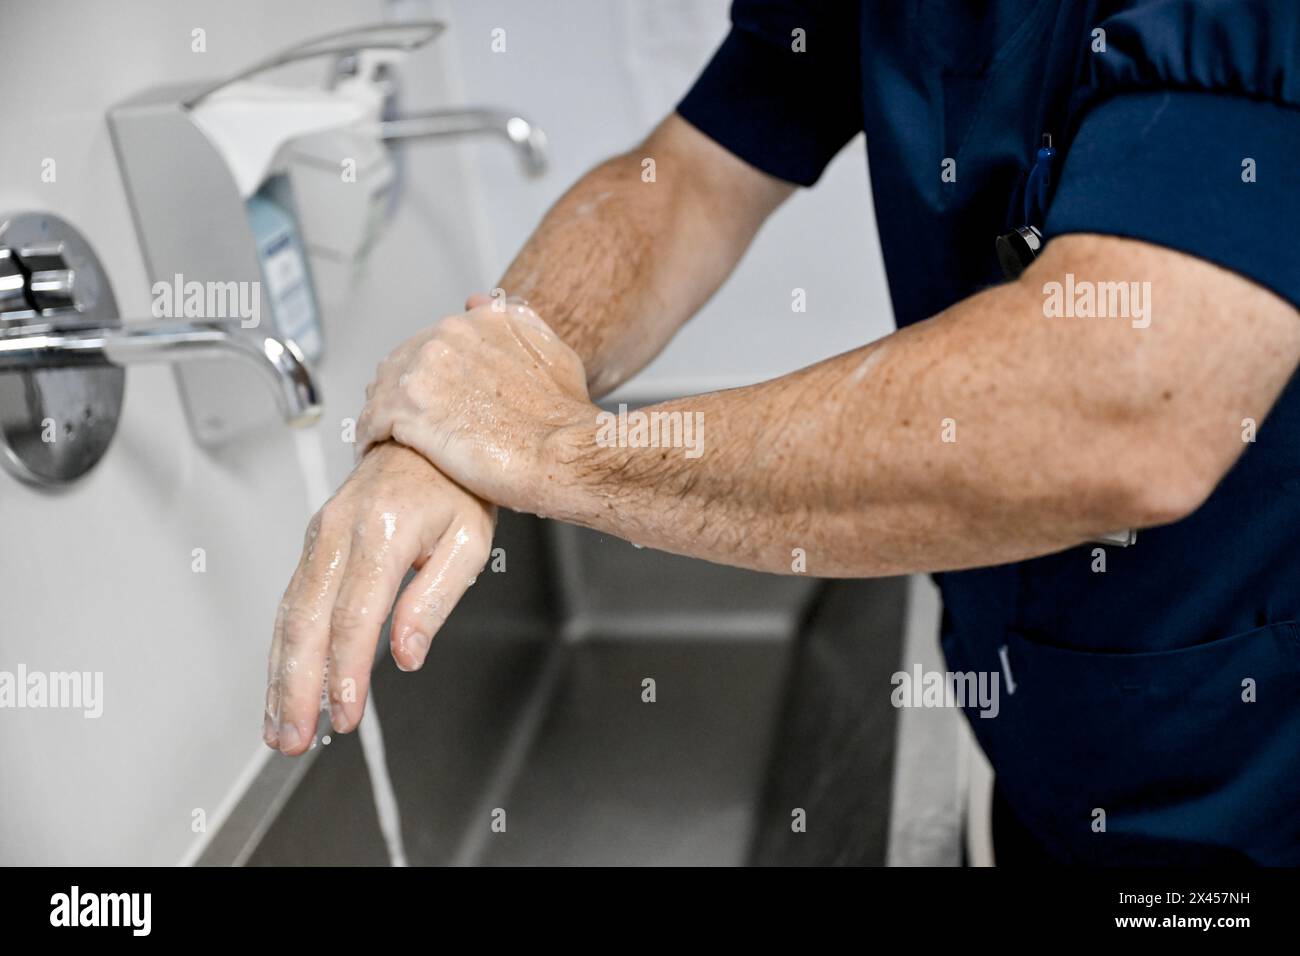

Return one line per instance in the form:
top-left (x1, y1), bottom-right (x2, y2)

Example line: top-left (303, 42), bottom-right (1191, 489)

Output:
top-left (1114, 467), bottom-right (1216, 530)
top-left (1089, 432), bottom-right (1227, 531)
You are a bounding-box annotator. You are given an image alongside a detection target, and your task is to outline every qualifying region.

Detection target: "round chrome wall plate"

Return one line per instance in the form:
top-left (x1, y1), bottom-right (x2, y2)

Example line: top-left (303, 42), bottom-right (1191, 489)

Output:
top-left (0, 212), bottom-right (124, 487)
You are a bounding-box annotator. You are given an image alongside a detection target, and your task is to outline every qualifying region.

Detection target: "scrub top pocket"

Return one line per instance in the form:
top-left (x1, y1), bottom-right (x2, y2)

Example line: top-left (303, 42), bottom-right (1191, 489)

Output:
top-left (947, 621), bottom-right (1300, 865)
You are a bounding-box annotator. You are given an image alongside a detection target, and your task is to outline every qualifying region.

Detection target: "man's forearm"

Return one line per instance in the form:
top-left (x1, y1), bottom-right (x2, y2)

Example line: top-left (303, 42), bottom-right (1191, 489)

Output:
top-left (541, 323), bottom-right (1133, 577)
top-left (535, 237), bottom-right (1300, 576)
top-left (493, 114), bottom-right (791, 397)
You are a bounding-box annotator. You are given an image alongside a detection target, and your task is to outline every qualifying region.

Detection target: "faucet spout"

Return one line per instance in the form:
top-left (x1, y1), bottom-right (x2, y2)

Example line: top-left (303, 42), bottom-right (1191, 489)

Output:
top-left (0, 321), bottom-right (322, 426)
top-left (380, 108), bottom-right (549, 176)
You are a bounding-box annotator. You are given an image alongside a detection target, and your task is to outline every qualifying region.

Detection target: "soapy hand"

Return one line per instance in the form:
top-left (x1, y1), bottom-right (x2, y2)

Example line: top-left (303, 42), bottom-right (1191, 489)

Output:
top-left (355, 301), bottom-right (594, 512)
top-left (265, 441), bottom-right (495, 755)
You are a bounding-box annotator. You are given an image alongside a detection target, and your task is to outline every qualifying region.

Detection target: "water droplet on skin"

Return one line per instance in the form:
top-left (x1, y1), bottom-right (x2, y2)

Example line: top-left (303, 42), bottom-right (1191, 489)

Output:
top-left (285, 658), bottom-right (300, 674)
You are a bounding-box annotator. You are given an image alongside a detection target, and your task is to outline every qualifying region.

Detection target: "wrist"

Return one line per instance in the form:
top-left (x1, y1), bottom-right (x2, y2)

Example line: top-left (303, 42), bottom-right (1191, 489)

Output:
top-left (530, 410), bottom-right (600, 522)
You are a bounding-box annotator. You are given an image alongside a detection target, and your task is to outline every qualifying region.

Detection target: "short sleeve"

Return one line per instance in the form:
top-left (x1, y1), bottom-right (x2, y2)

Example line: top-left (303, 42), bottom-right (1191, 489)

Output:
top-left (676, 0), bottom-right (863, 187)
top-left (1046, 0), bottom-right (1300, 310)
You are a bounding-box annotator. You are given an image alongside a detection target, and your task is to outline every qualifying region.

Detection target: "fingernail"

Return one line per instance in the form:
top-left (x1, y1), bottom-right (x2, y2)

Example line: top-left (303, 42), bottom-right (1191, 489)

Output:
top-left (263, 714), bottom-right (279, 749)
top-left (330, 704), bottom-right (351, 734)
top-left (398, 630), bottom-right (431, 671)
top-left (278, 720), bottom-right (304, 754)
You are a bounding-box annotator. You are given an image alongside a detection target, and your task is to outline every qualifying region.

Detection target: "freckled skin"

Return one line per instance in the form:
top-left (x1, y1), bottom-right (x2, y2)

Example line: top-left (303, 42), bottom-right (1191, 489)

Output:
top-left (356, 302), bottom-right (593, 510)
top-left (272, 114), bottom-right (1300, 753)
top-left (355, 115), bottom-right (1300, 577)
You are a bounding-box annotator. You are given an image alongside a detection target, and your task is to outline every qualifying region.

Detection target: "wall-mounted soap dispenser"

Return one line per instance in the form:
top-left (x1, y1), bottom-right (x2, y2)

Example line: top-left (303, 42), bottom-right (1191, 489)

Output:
top-left (107, 21), bottom-right (549, 448)
top-left (247, 176), bottom-right (324, 362)
top-left (106, 24), bottom-right (431, 445)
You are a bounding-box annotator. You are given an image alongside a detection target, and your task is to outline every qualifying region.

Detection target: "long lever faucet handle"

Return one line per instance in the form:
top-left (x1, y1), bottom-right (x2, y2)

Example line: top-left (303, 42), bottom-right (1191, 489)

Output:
top-left (380, 108), bottom-right (549, 177)
top-left (0, 211), bottom-right (323, 487)
top-left (0, 321), bottom-right (322, 427)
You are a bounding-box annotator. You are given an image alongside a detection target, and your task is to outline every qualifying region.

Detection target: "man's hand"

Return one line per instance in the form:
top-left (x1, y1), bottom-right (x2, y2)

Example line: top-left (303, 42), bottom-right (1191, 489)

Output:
top-left (265, 441), bottom-right (495, 756)
top-left (356, 302), bottom-right (595, 512)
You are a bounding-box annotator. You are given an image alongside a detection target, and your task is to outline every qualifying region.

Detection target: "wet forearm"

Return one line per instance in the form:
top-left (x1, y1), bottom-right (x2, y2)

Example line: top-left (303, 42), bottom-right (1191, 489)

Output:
top-left (494, 114), bottom-right (790, 397)
top-left (535, 238), bottom-right (1300, 575)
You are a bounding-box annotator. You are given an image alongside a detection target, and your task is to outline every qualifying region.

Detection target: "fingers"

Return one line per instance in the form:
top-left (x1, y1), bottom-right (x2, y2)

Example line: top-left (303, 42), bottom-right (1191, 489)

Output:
top-left (465, 292), bottom-right (493, 310)
top-left (356, 338), bottom-right (428, 458)
top-left (265, 595), bottom-right (290, 748)
top-left (325, 508), bottom-right (424, 734)
top-left (501, 311), bottom-right (590, 400)
top-left (390, 511), bottom-right (495, 672)
top-left (353, 404), bottom-right (387, 460)
top-left (267, 512), bottom-right (349, 755)
top-left (268, 444), bottom-right (498, 755)
top-left (355, 307), bottom-right (570, 454)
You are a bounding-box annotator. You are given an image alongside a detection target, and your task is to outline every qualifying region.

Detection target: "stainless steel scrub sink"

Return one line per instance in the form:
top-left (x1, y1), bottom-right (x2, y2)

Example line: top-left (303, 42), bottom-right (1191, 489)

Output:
top-left (210, 510), bottom-right (908, 867)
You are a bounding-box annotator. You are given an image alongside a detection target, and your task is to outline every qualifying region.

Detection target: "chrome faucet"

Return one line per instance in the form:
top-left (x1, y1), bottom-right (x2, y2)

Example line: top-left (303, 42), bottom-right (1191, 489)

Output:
top-left (380, 108), bottom-right (549, 177)
top-left (0, 321), bottom-right (321, 427)
top-left (312, 25), bottom-right (550, 177)
top-left (184, 20), bottom-right (549, 178)
top-left (0, 211), bottom-right (322, 486)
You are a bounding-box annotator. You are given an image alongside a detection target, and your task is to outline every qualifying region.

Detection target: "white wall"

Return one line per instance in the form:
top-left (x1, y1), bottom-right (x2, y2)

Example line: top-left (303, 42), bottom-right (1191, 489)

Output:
top-left (438, 0), bottom-right (894, 400)
top-left (0, 0), bottom-right (896, 865)
top-left (0, 0), bottom-right (484, 866)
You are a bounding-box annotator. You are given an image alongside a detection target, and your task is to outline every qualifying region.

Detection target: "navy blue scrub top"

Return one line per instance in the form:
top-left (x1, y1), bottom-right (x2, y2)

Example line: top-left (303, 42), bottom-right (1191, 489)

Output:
top-left (679, 0), bottom-right (1300, 864)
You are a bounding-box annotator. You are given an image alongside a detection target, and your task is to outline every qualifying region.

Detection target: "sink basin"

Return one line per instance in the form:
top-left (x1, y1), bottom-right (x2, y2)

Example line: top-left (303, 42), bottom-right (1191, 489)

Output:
top-left (212, 510), bottom-right (907, 866)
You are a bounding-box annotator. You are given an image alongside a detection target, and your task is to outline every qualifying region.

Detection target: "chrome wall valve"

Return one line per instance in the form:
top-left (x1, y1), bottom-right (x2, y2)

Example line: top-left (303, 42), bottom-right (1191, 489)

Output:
top-left (0, 212), bottom-right (322, 487)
